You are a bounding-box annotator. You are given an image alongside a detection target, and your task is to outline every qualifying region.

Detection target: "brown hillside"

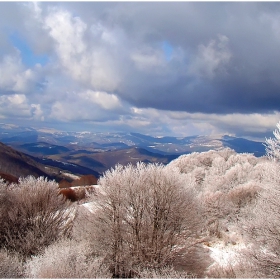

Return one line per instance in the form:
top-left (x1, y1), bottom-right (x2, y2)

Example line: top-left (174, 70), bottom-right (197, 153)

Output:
top-left (0, 172), bottom-right (18, 184)
top-left (0, 142), bottom-right (50, 178)
top-left (58, 179), bottom-right (72, 188)
top-left (0, 142), bottom-right (65, 181)
top-left (71, 174), bottom-right (98, 186)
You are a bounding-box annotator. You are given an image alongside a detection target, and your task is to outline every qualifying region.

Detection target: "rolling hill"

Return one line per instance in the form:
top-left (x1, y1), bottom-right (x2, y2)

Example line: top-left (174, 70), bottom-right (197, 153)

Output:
top-left (16, 142), bottom-right (71, 156)
top-left (48, 146), bottom-right (178, 174)
top-left (0, 141), bottom-right (54, 179)
top-left (0, 124), bottom-right (267, 180)
top-left (0, 141), bottom-right (100, 182)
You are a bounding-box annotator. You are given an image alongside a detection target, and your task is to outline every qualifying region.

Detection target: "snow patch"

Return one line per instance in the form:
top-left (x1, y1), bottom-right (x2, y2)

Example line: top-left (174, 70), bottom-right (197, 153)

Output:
top-left (81, 202), bottom-right (98, 214)
top-left (205, 240), bottom-right (247, 271)
top-left (61, 172), bottom-right (80, 180)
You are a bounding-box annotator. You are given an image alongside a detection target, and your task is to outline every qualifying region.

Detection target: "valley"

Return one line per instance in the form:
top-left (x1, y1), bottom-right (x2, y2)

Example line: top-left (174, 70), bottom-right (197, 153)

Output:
top-left (0, 123), bottom-right (266, 182)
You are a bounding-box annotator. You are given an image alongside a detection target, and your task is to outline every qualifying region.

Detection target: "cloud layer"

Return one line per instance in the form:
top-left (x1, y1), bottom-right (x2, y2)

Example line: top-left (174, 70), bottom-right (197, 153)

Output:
top-left (1, 2), bottom-right (280, 139)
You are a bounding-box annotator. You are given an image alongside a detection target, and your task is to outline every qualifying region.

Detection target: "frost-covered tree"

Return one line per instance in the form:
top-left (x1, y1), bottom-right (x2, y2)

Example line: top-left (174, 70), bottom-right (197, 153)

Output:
top-left (169, 149), bottom-right (263, 242)
top-left (240, 121), bottom-right (280, 277)
top-left (91, 163), bottom-right (202, 277)
top-left (240, 160), bottom-right (280, 277)
top-left (264, 121), bottom-right (280, 161)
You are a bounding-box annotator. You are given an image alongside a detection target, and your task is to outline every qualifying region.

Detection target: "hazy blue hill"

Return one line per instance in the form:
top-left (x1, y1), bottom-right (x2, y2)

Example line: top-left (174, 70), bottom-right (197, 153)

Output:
top-left (17, 142), bottom-right (71, 156)
top-left (64, 155), bottom-right (106, 169)
top-left (129, 132), bottom-right (196, 145)
top-left (222, 137), bottom-right (265, 157)
top-left (99, 142), bottom-right (129, 149)
top-left (0, 131), bottom-right (38, 144)
top-left (34, 157), bottom-right (100, 178)
top-left (133, 147), bottom-right (179, 161)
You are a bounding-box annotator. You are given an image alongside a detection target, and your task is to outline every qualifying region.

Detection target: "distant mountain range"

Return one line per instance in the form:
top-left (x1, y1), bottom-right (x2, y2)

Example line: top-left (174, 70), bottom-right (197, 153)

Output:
top-left (0, 123), bottom-right (266, 180)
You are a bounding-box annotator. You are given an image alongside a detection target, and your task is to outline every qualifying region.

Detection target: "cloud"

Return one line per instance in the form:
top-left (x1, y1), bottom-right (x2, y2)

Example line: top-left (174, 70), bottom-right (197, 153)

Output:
top-left (1, 2), bottom-right (280, 139)
top-left (80, 90), bottom-right (122, 110)
top-left (49, 89), bottom-right (129, 123)
top-left (42, 7), bottom-right (124, 92)
top-left (0, 94), bottom-right (31, 118)
top-left (0, 54), bottom-right (35, 93)
top-left (130, 46), bottom-right (166, 72)
top-left (167, 111), bottom-right (280, 135)
top-left (188, 34), bottom-right (232, 79)
top-left (31, 104), bottom-right (44, 121)
top-left (44, 8), bottom-right (87, 64)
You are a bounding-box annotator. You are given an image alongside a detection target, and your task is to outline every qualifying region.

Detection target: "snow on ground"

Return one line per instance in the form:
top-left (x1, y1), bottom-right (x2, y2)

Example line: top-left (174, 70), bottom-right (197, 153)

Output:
top-left (81, 201), bottom-right (99, 214)
top-left (79, 185), bottom-right (102, 213)
top-left (69, 185), bottom-right (101, 194)
top-left (203, 238), bottom-right (248, 277)
top-left (92, 184), bottom-right (106, 195)
top-left (61, 172), bottom-right (80, 180)
top-left (207, 241), bottom-right (247, 268)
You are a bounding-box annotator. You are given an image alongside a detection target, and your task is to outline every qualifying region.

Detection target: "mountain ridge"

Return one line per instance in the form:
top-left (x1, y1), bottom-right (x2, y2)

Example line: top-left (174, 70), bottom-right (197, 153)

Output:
top-left (0, 124), bottom-right (267, 180)
top-left (0, 124), bottom-right (266, 156)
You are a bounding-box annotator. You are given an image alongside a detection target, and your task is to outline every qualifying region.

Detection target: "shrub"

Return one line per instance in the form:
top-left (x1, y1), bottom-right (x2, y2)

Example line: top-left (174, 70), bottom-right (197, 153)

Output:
top-left (25, 238), bottom-right (111, 278)
top-left (134, 265), bottom-right (195, 278)
top-left (0, 176), bottom-right (75, 259)
top-left (0, 249), bottom-right (23, 278)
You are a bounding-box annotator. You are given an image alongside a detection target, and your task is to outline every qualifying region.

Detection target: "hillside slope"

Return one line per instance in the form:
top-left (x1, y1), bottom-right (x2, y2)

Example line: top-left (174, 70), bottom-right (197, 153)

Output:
top-left (0, 142), bottom-right (51, 178)
top-left (49, 147), bottom-right (178, 174)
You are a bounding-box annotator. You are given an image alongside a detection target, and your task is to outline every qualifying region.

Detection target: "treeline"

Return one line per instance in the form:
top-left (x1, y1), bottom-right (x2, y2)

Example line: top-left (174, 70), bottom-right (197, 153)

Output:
top-left (1, 123), bottom-right (280, 277)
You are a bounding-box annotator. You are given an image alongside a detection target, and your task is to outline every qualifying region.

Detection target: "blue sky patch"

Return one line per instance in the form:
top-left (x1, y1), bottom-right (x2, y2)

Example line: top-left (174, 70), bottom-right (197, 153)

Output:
top-left (9, 32), bottom-right (48, 67)
top-left (161, 41), bottom-right (173, 62)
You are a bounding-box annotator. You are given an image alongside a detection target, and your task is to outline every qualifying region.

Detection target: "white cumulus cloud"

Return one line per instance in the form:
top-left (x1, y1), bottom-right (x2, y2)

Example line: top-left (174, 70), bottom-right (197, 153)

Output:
top-left (0, 54), bottom-right (35, 93)
top-left (80, 90), bottom-right (122, 110)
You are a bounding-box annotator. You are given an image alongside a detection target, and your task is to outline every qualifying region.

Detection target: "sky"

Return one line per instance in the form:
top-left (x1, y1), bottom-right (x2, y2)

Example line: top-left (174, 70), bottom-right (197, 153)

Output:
top-left (1, 2), bottom-right (280, 140)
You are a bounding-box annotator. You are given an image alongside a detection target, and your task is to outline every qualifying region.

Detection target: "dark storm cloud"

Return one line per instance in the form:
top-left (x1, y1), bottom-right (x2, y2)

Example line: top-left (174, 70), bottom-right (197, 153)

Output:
top-left (98, 2), bottom-right (280, 115)
top-left (125, 71), bottom-right (280, 114)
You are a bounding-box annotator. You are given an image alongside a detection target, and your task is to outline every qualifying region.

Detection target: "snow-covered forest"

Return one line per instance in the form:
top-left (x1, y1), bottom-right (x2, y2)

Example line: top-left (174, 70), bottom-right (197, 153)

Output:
top-left (1, 124), bottom-right (280, 278)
